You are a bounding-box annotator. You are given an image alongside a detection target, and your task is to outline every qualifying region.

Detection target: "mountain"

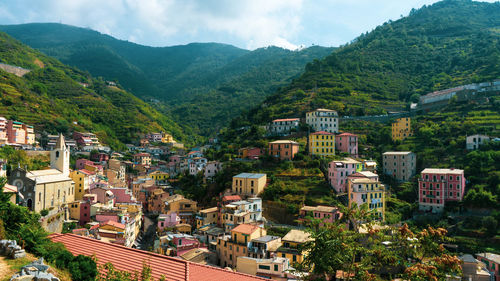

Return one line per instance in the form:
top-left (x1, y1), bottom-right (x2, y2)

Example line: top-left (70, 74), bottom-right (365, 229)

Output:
top-left (0, 31), bottom-right (189, 149)
top-left (231, 0), bottom-right (500, 126)
top-left (0, 23), bottom-right (334, 135)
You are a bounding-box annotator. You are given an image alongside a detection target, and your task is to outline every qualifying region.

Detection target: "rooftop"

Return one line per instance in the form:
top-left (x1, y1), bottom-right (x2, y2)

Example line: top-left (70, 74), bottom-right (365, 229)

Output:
top-left (49, 233), bottom-right (265, 281)
top-left (383, 151), bottom-right (413, 155)
top-left (300, 205), bottom-right (338, 213)
top-left (231, 224), bottom-right (261, 235)
top-left (271, 118), bottom-right (300, 122)
top-left (337, 132), bottom-right (357, 137)
top-left (222, 195), bottom-right (242, 202)
top-left (251, 235), bottom-right (281, 243)
top-left (310, 131), bottom-right (334, 135)
top-left (476, 253), bottom-right (500, 264)
top-left (234, 173), bottom-right (266, 179)
top-left (421, 168), bottom-right (464, 175)
top-left (269, 140), bottom-right (299, 144)
top-left (282, 229), bottom-right (312, 243)
top-left (199, 207), bottom-right (218, 213)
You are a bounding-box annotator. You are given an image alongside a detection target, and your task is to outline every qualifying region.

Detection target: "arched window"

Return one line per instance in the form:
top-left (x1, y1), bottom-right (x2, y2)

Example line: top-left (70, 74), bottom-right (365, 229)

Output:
top-left (56, 151), bottom-right (59, 158)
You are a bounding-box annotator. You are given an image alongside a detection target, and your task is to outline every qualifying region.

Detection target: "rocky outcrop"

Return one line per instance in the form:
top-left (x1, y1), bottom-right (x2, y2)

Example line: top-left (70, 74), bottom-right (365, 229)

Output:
top-left (0, 240), bottom-right (26, 259)
top-left (10, 258), bottom-right (59, 281)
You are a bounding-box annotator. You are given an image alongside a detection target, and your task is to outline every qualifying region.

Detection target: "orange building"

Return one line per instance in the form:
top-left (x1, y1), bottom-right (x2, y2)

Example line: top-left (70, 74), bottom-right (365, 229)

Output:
top-left (268, 140), bottom-right (299, 161)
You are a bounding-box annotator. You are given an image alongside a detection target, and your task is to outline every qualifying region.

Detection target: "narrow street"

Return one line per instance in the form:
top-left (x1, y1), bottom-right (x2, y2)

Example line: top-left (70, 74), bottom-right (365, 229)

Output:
top-left (137, 215), bottom-right (157, 251)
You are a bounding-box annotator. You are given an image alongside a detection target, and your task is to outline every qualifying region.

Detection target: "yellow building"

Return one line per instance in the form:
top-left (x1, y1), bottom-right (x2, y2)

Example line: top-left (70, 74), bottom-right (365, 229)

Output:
top-left (196, 207), bottom-right (218, 229)
top-left (217, 224), bottom-right (266, 268)
top-left (148, 170), bottom-right (169, 183)
top-left (347, 178), bottom-right (385, 221)
top-left (276, 229), bottom-right (312, 265)
top-left (308, 131), bottom-right (335, 157)
top-left (232, 173), bottom-right (267, 197)
top-left (161, 132), bottom-right (174, 143)
top-left (69, 169), bottom-right (94, 200)
top-left (391, 117), bottom-right (413, 141)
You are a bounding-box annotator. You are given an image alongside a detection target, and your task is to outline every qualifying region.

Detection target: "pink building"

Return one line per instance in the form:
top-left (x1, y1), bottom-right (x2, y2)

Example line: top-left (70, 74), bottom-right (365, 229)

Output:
top-left (476, 253), bottom-right (500, 281)
top-left (109, 187), bottom-right (136, 203)
top-left (328, 158), bottom-right (361, 193)
top-left (418, 168), bottom-right (466, 213)
top-left (90, 187), bottom-right (116, 204)
top-left (0, 117), bottom-right (7, 144)
top-left (298, 205), bottom-right (342, 225)
top-left (335, 133), bottom-right (358, 156)
top-left (95, 212), bottom-right (120, 223)
top-left (7, 120), bottom-right (25, 144)
top-left (158, 213), bottom-right (181, 230)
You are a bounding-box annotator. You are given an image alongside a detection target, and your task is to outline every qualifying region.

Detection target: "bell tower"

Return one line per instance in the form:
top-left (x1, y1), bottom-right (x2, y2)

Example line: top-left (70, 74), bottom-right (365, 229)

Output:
top-left (50, 133), bottom-right (70, 176)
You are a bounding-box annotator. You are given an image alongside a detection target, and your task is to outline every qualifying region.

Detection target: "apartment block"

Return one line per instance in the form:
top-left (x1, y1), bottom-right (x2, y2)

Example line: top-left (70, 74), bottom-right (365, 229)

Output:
top-left (298, 205), bottom-right (342, 225)
top-left (348, 178), bottom-right (385, 221)
top-left (382, 151), bottom-right (416, 182)
top-left (418, 168), bottom-right (465, 213)
top-left (267, 118), bottom-right (300, 136)
top-left (466, 134), bottom-right (490, 150)
top-left (305, 108), bottom-right (339, 133)
top-left (276, 229), bottom-right (312, 264)
top-left (335, 133), bottom-right (358, 156)
top-left (391, 117), bottom-right (412, 141)
top-left (308, 131), bottom-right (335, 157)
top-left (268, 140), bottom-right (299, 161)
top-left (327, 158), bottom-right (362, 193)
top-left (0, 117), bottom-right (7, 145)
top-left (237, 256), bottom-right (292, 279)
top-left (217, 224), bottom-right (266, 268)
top-left (232, 173), bottom-right (267, 197)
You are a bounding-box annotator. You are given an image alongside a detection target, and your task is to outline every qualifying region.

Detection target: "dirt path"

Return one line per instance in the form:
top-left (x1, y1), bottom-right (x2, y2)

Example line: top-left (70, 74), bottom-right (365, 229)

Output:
top-left (0, 256), bottom-right (13, 280)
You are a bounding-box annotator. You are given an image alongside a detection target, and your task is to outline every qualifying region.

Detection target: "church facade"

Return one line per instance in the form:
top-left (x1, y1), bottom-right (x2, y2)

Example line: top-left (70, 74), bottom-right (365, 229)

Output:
top-left (9, 134), bottom-right (75, 212)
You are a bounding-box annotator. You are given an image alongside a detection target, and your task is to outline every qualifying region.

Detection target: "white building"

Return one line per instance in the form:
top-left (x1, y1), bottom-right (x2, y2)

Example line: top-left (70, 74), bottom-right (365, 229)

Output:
top-left (267, 118), bottom-right (300, 136)
top-left (306, 108), bottom-right (339, 133)
top-left (466, 134), bottom-right (490, 150)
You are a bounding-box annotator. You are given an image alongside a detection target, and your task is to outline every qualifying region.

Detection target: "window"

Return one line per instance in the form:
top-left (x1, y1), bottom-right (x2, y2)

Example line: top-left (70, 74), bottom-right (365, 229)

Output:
top-left (293, 255), bottom-right (297, 262)
top-left (274, 264), bottom-right (278, 271)
top-left (259, 265), bottom-right (271, 270)
top-left (282, 253), bottom-right (285, 258)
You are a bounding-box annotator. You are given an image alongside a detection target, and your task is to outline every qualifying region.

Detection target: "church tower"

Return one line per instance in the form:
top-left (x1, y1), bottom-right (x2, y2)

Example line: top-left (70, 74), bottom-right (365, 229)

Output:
top-left (50, 134), bottom-right (70, 176)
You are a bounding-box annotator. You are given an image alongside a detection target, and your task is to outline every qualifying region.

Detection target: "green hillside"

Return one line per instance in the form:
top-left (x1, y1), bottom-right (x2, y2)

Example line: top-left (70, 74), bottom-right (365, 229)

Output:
top-left (232, 0), bottom-right (500, 126)
top-left (0, 31), bottom-right (189, 149)
top-left (0, 23), bottom-right (334, 135)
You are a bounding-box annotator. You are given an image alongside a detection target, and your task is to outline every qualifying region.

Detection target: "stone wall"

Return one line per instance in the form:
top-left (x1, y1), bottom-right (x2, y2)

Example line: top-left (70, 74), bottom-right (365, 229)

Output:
top-left (39, 209), bottom-right (65, 233)
top-left (10, 258), bottom-right (60, 281)
top-left (0, 63), bottom-right (30, 77)
top-left (0, 240), bottom-right (26, 259)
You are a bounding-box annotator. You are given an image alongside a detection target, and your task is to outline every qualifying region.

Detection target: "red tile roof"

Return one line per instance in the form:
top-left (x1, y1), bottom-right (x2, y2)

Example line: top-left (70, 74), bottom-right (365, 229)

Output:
top-left (49, 233), bottom-right (266, 281)
top-left (222, 195), bottom-right (241, 202)
top-left (231, 224), bottom-right (261, 235)
top-left (272, 118), bottom-right (299, 122)
top-left (101, 220), bottom-right (125, 229)
top-left (337, 132), bottom-right (357, 137)
top-left (79, 169), bottom-right (96, 175)
top-left (310, 131), bottom-right (334, 135)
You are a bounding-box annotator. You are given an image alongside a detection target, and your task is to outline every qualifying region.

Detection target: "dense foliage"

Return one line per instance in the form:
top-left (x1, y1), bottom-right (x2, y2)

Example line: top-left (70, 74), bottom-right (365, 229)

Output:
top-left (0, 23), bottom-right (334, 136)
top-left (231, 0), bottom-right (500, 127)
top-left (0, 31), bottom-right (188, 149)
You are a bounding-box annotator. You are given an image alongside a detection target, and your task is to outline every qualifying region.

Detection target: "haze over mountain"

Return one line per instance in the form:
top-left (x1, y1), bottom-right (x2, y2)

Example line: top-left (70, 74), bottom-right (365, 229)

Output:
top-left (0, 23), bottom-right (334, 135)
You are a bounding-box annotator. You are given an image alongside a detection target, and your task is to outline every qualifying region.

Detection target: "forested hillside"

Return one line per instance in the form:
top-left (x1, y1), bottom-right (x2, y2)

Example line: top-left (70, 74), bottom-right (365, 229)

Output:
top-left (231, 0), bottom-right (500, 126)
top-left (0, 23), bottom-right (334, 135)
top-left (0, 31), bottom-right (189, 149)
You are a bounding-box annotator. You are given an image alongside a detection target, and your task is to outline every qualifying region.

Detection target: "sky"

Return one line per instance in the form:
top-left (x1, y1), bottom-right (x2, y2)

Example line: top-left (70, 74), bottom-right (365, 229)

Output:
top-left (0, 0), bottom-right (497, 50)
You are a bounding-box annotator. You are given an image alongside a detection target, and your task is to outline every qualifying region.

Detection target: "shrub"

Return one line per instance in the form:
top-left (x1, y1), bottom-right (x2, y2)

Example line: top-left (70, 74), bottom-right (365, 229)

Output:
top-left (69, 255), bottom-right (98, 281)
top-left (40, 209), bottom-right (49, 217)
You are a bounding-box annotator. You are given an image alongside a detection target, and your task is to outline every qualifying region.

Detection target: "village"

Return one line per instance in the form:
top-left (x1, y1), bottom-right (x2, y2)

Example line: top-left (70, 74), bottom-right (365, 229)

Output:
top-left (1, 89), bottom-right (498, 280)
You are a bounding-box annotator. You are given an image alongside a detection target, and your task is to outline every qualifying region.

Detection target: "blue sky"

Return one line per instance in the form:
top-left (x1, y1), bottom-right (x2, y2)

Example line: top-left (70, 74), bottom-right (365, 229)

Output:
top-left (0, 0), bottom-right (496, 50)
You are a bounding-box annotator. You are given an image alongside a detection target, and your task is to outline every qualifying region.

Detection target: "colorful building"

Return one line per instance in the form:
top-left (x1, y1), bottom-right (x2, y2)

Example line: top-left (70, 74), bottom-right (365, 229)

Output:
top-left (204, 161), bottom-right (222, 179)
top-left (476, 253), bottom-right (500, 281)
top-left (383, 151), bottom-right (416, 182)
top-left (73, 132), bottom-right (100, 147)
top-left (70, 169), bottom-right (96, 200)
top-left (298, 205), bottom-right (342, 225)
top-left (133, 153), bottom-right (152, 166)
top-left (232, 173), bottom-right (267, 197)
top-left (148, 170), bottom-right (169, 184)
top-left (267, 118), bottom-right (300, 136)
top-left (268, 140), bottom-right (299, 161)
top-left (238, 147), bottom-right (263, 160)
top-left (216, 224), bottom-right (266, 268)
top-left (335, 133), bottom-right (358, 156)
top-left (418, 168), bottom-right (466, 213)
top-left (391, 117), bottom-right (412, 141)
top-left (6, 120), bottom-right (25, 144)
top-left (196, 207), bottom-right (218, 229)
top-left (276, 229), bottom-right (312, 265)
top-left (69, 201), bottom-right (91, 225)
top-left (308, 131), bottom-right (335, 157)
top-left (158, 213), bottom-right (181, 231)
top-left (348, 178), bottom-right (386, 221)
top-left (237, 256), bottom-right (292, 280)
top-left (305, 108), bottom-right (339, 133)
top-left (247, 235), bottom-right (282, 259)
top-left (0, 117), bottom-right (7, 144)
top-left (327, 158), bottom-right (362, 193)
